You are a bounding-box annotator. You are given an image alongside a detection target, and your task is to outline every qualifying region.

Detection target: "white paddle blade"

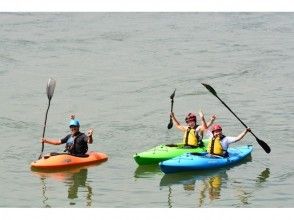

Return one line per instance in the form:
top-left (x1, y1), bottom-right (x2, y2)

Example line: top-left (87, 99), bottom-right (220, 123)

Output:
top-left (46, 78), bottom-right (56, 100)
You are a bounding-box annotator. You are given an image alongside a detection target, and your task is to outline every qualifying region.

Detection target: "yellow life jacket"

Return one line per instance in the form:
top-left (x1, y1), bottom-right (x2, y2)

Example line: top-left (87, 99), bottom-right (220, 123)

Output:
top-left (207, 136), bottom-right (225, 156)
top-left (183, 126), bottom-right (200, 147)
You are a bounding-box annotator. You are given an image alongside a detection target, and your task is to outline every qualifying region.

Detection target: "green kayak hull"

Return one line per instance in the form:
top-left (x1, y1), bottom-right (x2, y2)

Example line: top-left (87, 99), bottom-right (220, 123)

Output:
top-left (133, 139), bottom-right (209, 165)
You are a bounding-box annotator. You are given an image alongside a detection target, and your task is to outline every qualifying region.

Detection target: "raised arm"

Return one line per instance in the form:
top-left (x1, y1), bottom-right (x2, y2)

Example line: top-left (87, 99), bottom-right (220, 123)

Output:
top-left (170, 112), bottom-right (186, 132)
top-left (233, 128), bottom-right (251, 143)
top-left (206, 114), bottom-right (216, 128)
top-left (199, 110), bottom-right (208, 130)
top-left (87, 128), bottom-right (94, 144)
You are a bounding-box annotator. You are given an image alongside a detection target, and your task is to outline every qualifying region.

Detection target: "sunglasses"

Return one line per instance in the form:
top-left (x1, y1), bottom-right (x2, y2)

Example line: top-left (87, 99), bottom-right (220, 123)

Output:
top-left (70, 126), bottom-right (78, 129)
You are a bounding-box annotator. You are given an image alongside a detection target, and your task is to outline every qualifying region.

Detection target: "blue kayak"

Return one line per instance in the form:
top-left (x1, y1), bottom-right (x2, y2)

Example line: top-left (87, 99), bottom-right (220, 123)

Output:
top-left (159, 145), bottom-right (253, 174)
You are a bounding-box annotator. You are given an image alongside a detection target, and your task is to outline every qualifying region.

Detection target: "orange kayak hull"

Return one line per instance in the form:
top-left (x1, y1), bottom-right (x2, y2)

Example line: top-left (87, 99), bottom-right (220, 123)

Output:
top-left (31, 151), bottom-right (108, 170)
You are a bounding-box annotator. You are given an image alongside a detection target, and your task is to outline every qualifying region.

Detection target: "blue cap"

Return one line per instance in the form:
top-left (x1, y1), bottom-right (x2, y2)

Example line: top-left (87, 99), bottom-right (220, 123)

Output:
top-left (69, 119), bottom-right (80, 127)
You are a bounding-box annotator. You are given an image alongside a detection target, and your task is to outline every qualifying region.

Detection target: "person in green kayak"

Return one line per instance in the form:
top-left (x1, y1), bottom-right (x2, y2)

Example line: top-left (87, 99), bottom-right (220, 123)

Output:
top-left (207, 124), bottom-right (251, 157)
top-left (41, 115), bottom-right (94, 156)
top-left (170, 110), bottom-right (216, 148)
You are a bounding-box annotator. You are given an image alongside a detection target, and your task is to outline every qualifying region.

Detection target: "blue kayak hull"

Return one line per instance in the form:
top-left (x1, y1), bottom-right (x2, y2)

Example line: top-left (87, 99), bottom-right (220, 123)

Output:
top-left (159, 145), bottom-right (253, 174)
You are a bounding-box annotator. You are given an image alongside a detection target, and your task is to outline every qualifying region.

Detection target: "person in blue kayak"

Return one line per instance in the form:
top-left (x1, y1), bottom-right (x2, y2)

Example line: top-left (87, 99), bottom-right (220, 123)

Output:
top-left (170, 110), bottom-right (216, 147)
top-left (207, 124), bottom-right (251, 157)
top-left (41, 115), bottom-right (93, 156)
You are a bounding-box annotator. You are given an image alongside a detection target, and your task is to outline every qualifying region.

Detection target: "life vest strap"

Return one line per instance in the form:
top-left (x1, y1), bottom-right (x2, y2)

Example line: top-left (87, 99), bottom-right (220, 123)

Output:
top-left (210, 137), bottom-right (215, 154)
top-left (184, 127), bottom-right (191, 146)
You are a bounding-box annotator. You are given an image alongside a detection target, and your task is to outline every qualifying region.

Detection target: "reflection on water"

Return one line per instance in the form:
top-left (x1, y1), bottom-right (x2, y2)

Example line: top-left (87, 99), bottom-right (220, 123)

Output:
top-left (198, 173), bottom-right (224, 206)
top-left (32, 166), bottom-right (93, 207)
top-left (256, 168), bottom-right (270, 184)
top-left (160, 168), bottom-right (228, 207)
top-left (159, 156), bottom-right (273, 207)
top-left (134, 165), bottom-right (162, 178)
top-left (133, 156), bottom-right (271, 207)
top-left (40, 178), bottom-right (51, 208)
top-left (66, 169), bottom-right (92, 206)
top-left (167, 186), bottom-right (172, 208)
top-left (234, 168), bottom-right (270, 207)
top-left (235, 187), bottom-right (251, 206)
top-left (160, 166), bottom-right (271, 207)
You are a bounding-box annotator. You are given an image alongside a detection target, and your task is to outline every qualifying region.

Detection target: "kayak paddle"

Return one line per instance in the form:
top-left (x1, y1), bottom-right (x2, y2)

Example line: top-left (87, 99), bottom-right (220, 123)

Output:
top-left (167, 89), bottom-right (176, 129)
top-left (38, 78), bottom-right (56, 159)
top-left (201, 83), bottom-right (271, 154)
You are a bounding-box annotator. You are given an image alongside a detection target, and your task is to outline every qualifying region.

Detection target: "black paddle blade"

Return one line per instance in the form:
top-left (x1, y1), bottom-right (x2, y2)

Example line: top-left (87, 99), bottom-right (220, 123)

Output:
top-left (168, 89), bottom-right (176, 129)
top-left (256, 137), bottom-right (271, 154)
top-left (170, 89), bottom-right (176, 99)
top-left (167, 117), bottom-right (173, 129)
top-left (46, 78), bottom-right (56, 100)
top-left (201, 83), bottom-right (217, 96)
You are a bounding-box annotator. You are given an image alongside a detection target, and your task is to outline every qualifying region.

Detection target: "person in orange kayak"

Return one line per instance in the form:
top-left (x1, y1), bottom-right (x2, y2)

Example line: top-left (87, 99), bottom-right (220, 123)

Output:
top-left (207, 124), bottom-right (251, 157)
top-left (41, 115), bottom-right (93, 156)
top-left (170, 110), bottom-right (216, 147)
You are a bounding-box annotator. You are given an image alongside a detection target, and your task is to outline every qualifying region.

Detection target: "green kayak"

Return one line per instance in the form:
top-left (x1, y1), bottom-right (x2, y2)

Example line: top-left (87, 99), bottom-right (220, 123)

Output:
top-left (133, 139), bottom-right (209, 165)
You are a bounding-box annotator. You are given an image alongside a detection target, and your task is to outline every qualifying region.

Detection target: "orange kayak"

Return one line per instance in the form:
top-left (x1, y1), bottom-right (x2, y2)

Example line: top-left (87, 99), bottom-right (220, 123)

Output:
top-left (31, 151), bottom-right (108, 170)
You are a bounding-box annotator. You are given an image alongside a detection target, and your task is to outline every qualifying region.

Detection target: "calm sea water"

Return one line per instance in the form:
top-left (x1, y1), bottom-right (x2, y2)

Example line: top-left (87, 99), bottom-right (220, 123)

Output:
top-left (0, 13), bottom-right (293, 208)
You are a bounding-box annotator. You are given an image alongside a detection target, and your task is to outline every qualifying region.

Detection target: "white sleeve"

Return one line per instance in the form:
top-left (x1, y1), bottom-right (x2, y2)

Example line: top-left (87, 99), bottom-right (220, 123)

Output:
top-left (221, 136), bottom-right (238, 151)
top-left (204, 130), bottom-right (213, 139)
top-left (225, 136), bottom-right (238, 144)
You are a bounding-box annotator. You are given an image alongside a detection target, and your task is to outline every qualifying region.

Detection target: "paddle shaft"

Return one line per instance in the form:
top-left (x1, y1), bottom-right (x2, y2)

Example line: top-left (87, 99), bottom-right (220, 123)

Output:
top-left (39, 99), bottom-right (51, 159)
top-left (170, 99), bottom-right (174, 113)
top-left (202, 83), bottom-right (270, 153)
top-left (213, 93), bottom-right (260, 139)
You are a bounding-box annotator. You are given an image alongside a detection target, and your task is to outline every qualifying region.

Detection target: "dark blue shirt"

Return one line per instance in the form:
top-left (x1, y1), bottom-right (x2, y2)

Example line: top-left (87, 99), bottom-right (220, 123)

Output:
top-left (61, 132), bottom-right (88, 155)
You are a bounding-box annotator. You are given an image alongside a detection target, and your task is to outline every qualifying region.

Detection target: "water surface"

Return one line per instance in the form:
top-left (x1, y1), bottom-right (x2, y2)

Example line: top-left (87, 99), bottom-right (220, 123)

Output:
top-left (0, 13), bottom-right (293, 208)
